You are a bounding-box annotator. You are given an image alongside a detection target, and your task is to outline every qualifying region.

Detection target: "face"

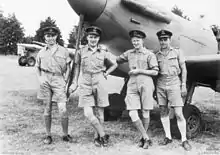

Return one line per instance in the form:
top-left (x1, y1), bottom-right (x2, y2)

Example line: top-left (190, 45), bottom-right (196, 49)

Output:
top-left (44, 33), bottom-right (57, 45)
top-left (87, 34), bottom-right (100, 47)
top-left (131, 37), bottom-right (144, 49)
top-left (159, 37), bottom-right (171, 49)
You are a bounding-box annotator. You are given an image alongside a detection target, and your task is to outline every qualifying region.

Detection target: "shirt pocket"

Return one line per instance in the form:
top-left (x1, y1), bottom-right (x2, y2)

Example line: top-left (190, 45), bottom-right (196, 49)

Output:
top-left (168, 55), bottom-right (180, 74)
top-left (168, 55), bottom-right (179, 68)
top-left (128, 55), bottom-right (137, 69)
top-left (53, 54), bottom-right (66, 67)
top-left (95, 55), bottom-right (104, 67)
top-left (81, 55), bottom-right (89, 69)
top-left (137, 55), bottom-right (148, 69)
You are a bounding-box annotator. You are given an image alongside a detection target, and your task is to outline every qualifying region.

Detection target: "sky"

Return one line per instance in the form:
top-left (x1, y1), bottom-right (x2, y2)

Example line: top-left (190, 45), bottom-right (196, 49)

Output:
top-left (1, 0), bottom-right (219, 44)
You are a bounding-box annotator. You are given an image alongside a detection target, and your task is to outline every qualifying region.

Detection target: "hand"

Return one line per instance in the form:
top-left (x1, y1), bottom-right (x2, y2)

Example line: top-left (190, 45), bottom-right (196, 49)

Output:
top-left (38, 76), bottom-right (46, 84)
top-left (103, 72), bottom-right (108, 79)
top-left (69, 82), bottom-right (78, 93)
top-left (181, 85), bottom-right (187, 97)
top-left (128, 69), bottom-right (140, 75)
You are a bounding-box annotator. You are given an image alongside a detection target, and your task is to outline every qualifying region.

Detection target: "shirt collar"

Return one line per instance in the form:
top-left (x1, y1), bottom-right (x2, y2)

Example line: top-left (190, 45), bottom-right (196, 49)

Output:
top-left (131, 47), bottom-right (147, 53)
top-left (45, 44), bottom-right (59, 55)
top-left (87, 45), bottom-right (101, 53)
top-left (157, 46), bottom-right (174, 55)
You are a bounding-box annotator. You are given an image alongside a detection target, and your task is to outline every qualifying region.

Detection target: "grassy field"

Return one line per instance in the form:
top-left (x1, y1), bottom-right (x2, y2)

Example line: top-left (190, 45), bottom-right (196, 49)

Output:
top-left (0, 55), bottom-right (220, 155)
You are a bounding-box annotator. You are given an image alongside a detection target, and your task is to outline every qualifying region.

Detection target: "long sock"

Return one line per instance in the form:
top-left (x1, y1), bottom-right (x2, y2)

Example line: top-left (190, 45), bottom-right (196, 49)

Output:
top-left (90, 117), bottom-right (105, 137)
top-left (142, 118), bottom-right (150, 132)
top-left (134, 119), bottom-right (148, 139)
top-left (61, 117), bottom-right (69, 136)
top-left (44, 115), bottom-right (52, 136)
top-left (177, 118), bottom-right (187, 142)
top-left (142, 117), bottom-right (151, 137)
top-left (161, 116), bottom-right (171, 139)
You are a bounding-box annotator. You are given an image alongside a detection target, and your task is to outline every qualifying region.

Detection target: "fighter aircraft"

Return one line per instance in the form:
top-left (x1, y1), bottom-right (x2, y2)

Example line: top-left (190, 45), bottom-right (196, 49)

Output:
top-left (66, 0), bottom-right (220, 138)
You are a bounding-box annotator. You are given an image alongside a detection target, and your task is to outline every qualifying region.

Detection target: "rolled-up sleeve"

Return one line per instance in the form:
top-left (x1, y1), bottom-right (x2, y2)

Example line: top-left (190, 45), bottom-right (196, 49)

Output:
top-left (148, 53), bottom-right (159, 71)
top-left (35, 52), bottom-right (41, 68)
top-left (116, 51), bottom-right (129, 64)
top-left (178, 49), bottom-right (185, 65)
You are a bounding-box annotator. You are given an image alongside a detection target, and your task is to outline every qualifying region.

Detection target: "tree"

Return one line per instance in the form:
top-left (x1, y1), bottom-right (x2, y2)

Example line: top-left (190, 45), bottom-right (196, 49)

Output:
top-left (0, 14), bottom-right (25, 55)
top-left (22, 35), bottom-right (35, 44)
top-left (34, 17), bottom-right (64, 46)
top-left (171, 5), bottom-right (190, 21)
top-left (67, 25), bottom-right (88, 48)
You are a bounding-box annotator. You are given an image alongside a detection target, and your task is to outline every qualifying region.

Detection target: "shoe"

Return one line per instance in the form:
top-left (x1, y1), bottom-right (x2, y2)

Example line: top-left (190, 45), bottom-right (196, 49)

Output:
top-left (160, 137), bottom-right (172, 145)
top-left (94, 135), bottom-right (102, 147)
top-left (142, 139), bottom-right (153, 149)
top-left (138, 138), bottom-right (144, 147)
top-left (43, 136), bottom-right (52, 144)
top-left (62, 134), bottom-right (73, 143)
top-left (182, 140), bottom-right (192, 151)
top-left (100, 134), bottom-right (110, 147)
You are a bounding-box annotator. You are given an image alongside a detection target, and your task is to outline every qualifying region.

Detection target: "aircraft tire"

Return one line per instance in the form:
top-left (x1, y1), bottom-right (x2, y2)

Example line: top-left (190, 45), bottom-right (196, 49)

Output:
top-left (170, 104), bottom-right (201, 139)
top-left (18, 56), bottom-right (27, 66)
top-left (104, 93), bottom-right (125, 121)
top-left (27, 57), bottom-right (36, 67)
top-left (184, 104), bottom-right (202, 139)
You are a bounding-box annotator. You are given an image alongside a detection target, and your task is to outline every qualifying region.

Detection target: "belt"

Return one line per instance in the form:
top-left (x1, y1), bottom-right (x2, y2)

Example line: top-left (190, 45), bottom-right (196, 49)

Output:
top-left (40, 68), bottom-right (62, 76)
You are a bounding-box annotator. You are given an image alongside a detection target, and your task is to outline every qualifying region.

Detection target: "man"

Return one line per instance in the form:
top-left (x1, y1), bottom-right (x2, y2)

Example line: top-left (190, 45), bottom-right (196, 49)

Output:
top-left (117, 30), bottom-right (158, 149)
top-left (155, 29), bottom-right (192, 151)
top-left (69, 26), bottom-right (118, 147)
top-left (36, 26), bottom-right (73, 144)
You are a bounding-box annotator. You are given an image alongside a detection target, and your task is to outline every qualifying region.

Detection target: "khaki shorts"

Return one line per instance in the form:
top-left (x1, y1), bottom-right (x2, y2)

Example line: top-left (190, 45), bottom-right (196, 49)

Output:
top-left (156, 84), bottom-right (184, 107)
top-left (125, 77), bottom-right (155, 110)
top-left (78, 73), bottom-right (109, 107)
top-left (37, 75), bottom-right (67, 103)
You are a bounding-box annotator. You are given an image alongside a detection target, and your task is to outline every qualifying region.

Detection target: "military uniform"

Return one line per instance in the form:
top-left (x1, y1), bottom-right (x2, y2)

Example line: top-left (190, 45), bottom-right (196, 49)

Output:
top-left (78, 44), bottom-right (115, 107)
top-left (117, 47), bottom-right (158, 110)
top-left (156, 47), bottom-right (185, 107)
top-left (36, 44), bottom-right (71, 103)
top-left (36, 26), bottom-right (73, 144)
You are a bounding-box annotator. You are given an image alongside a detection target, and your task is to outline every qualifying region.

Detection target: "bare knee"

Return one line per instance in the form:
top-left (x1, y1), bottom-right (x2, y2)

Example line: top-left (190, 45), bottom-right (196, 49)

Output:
top-left (142, 110), bottom-right (150, 119)
top-left (174, 107), bottom-right (185, 121)
top-left (84, 107), bottom-right (96, 121)
top-left (129, 110), bottom-right (140, 122)
top-left (58, 102), bottom-right (68, 118)
top-left (43, 101), bottom-right (52, 116)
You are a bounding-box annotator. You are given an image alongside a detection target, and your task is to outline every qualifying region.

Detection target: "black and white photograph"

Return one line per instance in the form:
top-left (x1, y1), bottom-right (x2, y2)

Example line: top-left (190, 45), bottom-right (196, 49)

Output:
top-left (0, 0), bottom-right (220, 154)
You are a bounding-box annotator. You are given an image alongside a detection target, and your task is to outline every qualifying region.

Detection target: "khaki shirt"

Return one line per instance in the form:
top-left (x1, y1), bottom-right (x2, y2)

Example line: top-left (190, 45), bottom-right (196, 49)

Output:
top-left (117, 47), bottom-right (158, 71)
top-left (36, 44), bottom-right (71, 75)
top-left (79, 45), bottom-right (115, 74)
top-left (156, 47), bottom-right (185, 76)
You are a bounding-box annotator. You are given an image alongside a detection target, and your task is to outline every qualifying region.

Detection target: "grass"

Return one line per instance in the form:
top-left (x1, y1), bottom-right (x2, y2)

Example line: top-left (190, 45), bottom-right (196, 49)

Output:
top-left (1, 89), bottom-right (220, 155)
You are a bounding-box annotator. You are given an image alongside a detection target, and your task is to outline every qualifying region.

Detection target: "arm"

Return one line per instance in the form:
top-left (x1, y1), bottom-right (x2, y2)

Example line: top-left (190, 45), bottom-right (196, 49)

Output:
top-left (64, 62), bottom-right (71, 83)
top-left (137, 69), bottom-right (158, 76)
top-left (178, 49), bottom-right (187, 86)
top-left (104, 52), bottom-right (118, 76)
top-left (178, 49), bottom-right (187, 97)
top-left (35, 52), bottom-right (42, 80)
top-left (180, 63), bottom-right (187, 86)
top-left (129, 53), bottom-right (159, 76)
top-left (116, 51), bottom-right (129, 64)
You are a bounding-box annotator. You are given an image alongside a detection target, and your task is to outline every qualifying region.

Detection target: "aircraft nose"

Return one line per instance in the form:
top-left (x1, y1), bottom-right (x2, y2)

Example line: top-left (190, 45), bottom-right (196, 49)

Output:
top-left (67, 0), bottom-right (107, 22)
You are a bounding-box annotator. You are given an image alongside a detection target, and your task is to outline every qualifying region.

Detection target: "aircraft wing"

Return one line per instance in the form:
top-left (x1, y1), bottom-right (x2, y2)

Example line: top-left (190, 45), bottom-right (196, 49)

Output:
top-left (185, 55), bottom-right (220, 92)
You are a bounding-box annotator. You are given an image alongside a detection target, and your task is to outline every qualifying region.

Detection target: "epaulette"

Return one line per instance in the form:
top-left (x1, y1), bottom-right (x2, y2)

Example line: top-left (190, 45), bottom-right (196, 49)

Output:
top-left (98, 44), bottom-right (108, 52)
top-left (174, 47), bottom-right (180, 50)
